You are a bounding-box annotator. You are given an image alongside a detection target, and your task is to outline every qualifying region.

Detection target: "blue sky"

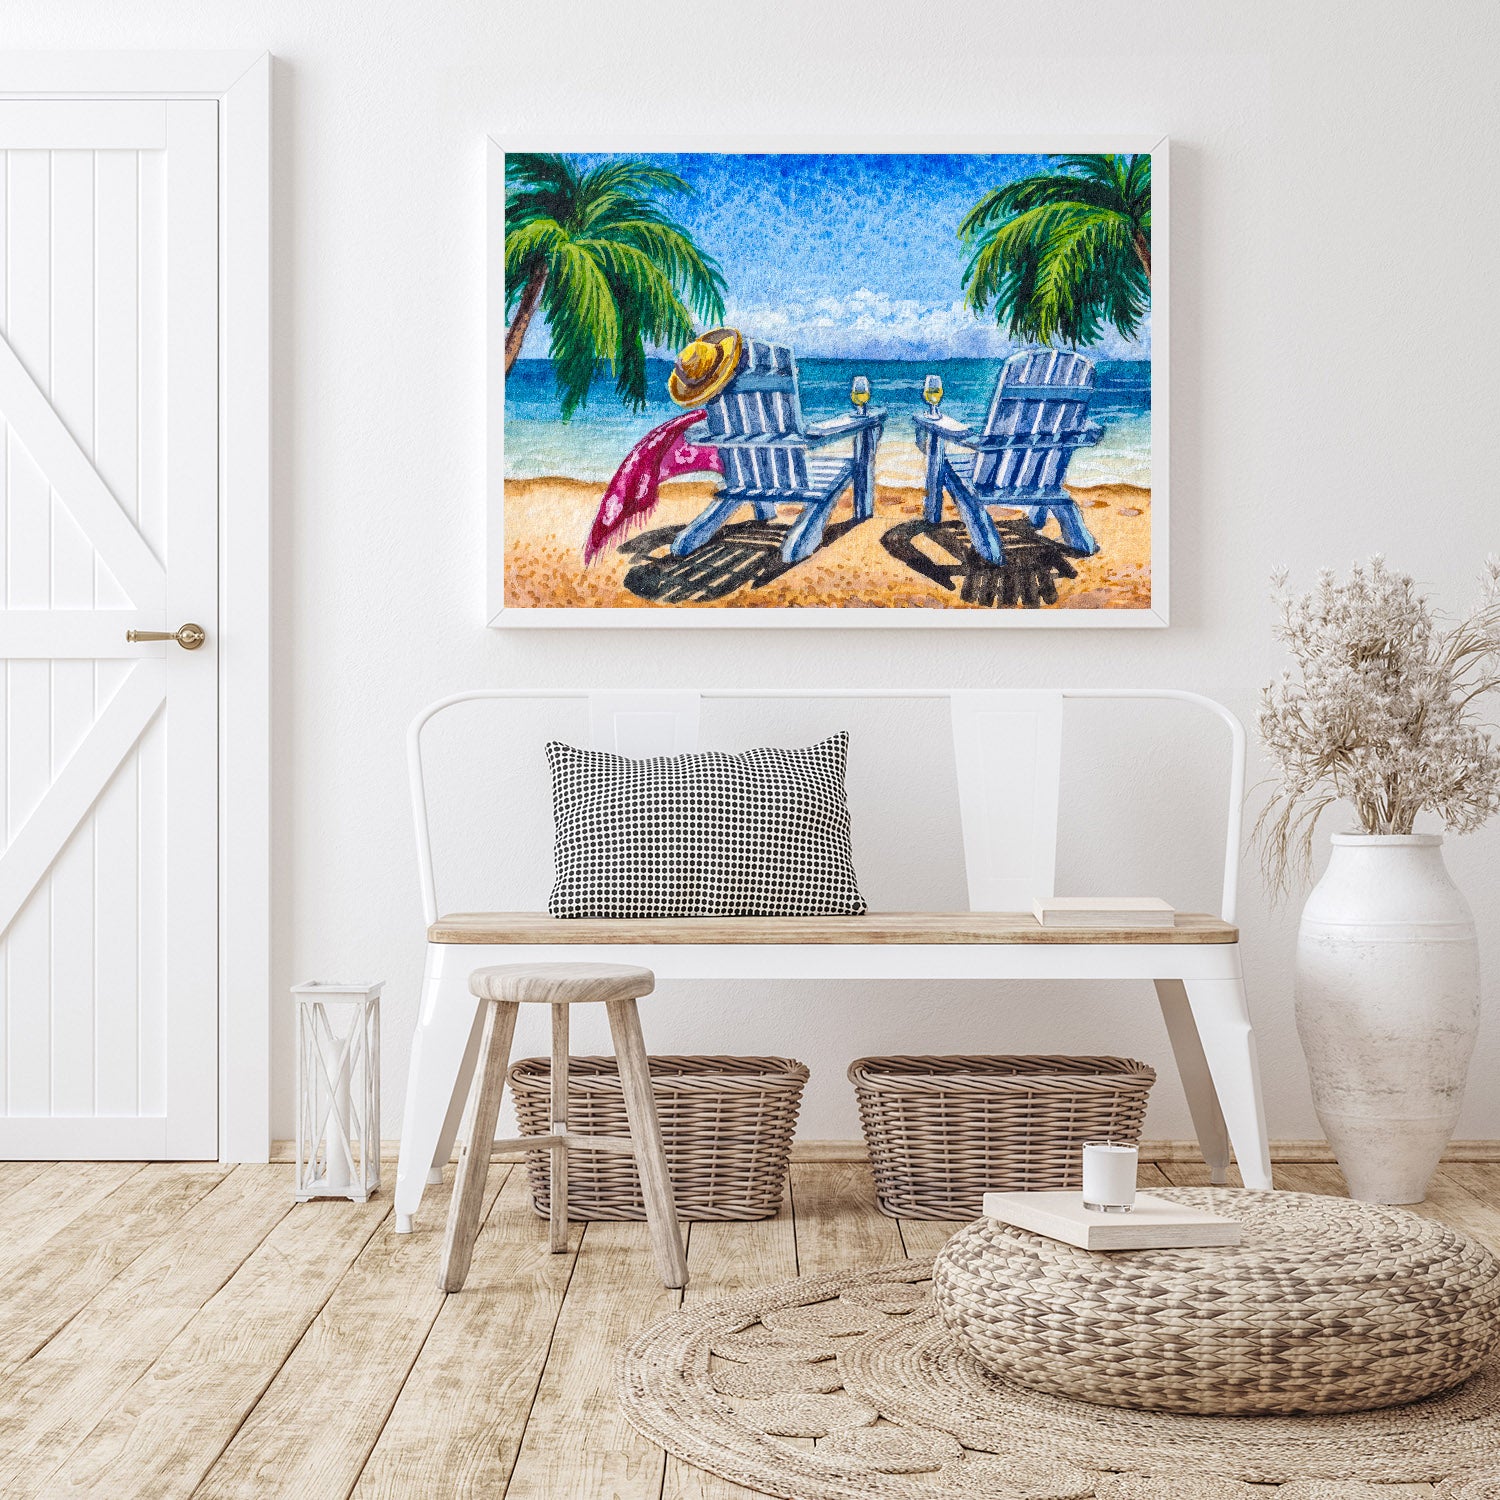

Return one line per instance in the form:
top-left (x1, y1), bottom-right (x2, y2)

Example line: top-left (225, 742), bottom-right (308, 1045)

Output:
top-left (516, 152), bottom-right (1151, 363)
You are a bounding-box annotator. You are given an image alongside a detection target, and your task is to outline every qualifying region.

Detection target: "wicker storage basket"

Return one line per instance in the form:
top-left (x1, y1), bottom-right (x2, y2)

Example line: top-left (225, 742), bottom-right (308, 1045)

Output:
top-left (510, 1054), bottom-right (807, 1221)
top-left (849, 1053), bottom-right (1156, 1219)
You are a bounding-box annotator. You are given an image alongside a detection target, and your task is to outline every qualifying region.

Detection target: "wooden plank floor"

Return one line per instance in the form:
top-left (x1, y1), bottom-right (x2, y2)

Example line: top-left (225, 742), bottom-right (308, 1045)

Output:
top-left (0, 1157), bottom-right (1495, 1497)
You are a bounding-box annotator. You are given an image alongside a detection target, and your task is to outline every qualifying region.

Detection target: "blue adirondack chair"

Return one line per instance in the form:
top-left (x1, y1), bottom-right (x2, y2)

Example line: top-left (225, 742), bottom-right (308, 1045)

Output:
top-left (913, 349), bottom-right (1104, 564)
top-left (671, 339), bottom-right (886, 565)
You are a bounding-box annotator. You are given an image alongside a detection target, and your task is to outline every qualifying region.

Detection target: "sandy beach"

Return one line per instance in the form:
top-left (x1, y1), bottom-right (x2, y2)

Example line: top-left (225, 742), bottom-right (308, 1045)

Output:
top-left (502, 476), bottom-right (1153, 612)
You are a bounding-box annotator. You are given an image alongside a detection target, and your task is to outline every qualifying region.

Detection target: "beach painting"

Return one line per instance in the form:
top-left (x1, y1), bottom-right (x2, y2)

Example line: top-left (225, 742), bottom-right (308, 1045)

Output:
top-left (489, 140), bottom-right (1167, 626)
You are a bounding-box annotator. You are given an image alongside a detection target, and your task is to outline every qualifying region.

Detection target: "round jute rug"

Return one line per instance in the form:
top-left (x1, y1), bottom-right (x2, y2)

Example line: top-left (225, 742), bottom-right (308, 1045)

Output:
top-left (617, 1258), bottom-right (1500, 1497)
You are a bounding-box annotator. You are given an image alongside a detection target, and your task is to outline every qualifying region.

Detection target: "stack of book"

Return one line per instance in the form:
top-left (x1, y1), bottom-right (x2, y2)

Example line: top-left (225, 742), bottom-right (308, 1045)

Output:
top-left (1032, 897), bottom-right (1176, 929)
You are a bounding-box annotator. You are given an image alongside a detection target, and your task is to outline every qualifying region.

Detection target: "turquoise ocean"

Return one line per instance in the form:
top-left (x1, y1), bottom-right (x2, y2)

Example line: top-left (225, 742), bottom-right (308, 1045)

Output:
top-left (505, 357), bottom-right (1152, 491)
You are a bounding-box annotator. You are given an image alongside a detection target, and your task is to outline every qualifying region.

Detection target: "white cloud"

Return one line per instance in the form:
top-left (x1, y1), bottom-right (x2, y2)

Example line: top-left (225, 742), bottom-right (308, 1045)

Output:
top-left (519, 286), bottom-right (1152, 365)
top-left (719, 287), bottom-right (1150, 362)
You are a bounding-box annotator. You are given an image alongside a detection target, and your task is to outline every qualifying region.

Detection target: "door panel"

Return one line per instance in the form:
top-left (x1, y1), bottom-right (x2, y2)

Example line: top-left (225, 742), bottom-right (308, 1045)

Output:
top-left (0, 100), bottom-right (218, 1158)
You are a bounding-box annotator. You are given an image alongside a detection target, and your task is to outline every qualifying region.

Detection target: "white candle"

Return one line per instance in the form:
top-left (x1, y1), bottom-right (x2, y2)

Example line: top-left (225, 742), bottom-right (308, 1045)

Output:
top-left (1082, 1141), bottom-right (1138, 1213)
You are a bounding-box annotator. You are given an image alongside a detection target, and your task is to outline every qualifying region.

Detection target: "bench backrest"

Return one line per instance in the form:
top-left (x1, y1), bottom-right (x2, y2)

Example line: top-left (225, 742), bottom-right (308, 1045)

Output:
top-left (971, 348), bottom-right (1096, 495)
top-left (409, 689), bottom-right (1245, 926)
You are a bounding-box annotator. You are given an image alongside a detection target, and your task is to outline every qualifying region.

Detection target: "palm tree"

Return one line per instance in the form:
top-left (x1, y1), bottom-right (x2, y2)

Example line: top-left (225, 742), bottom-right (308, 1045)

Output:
top-left (505, 154), bottom-right (727, 418)
top-left (959, 154), bottom-right (1151, 349)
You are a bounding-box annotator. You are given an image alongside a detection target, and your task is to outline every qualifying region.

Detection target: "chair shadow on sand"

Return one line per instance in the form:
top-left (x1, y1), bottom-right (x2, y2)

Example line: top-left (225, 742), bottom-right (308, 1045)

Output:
top-left (881, 516), bottom-right (1083, 609)
top-left (619, 519), bottom-right (863, 603)
top-left (618, 514), bottom-right (1083, 609)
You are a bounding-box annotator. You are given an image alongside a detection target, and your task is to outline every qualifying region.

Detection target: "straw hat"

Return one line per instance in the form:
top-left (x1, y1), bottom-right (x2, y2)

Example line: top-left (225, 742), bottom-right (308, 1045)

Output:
top-left (667, 327), bottom-right (743, 406)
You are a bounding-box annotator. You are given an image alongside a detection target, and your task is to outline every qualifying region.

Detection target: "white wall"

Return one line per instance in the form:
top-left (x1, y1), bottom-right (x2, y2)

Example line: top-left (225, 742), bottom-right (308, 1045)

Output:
top-left (6, 0), bottom-right (1499, 1150)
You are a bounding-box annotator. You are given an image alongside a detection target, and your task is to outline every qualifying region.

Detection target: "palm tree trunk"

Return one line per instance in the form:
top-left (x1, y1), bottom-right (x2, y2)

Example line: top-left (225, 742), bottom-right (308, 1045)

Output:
top-left (1132, 231), bottom-right (1152, 281)
top-left (504, 266), bottom-right (547, 373)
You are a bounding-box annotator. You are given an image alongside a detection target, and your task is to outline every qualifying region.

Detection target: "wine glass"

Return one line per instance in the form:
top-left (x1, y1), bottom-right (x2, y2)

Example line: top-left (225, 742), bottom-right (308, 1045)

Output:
top-left (922, 373), bottom-right (944, 419)
top-left (850, 375), bottom-right (871, 411)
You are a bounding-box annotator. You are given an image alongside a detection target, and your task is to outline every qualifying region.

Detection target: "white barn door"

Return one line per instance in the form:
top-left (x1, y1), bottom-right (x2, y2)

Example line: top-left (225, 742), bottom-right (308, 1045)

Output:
top-left (0, 101), bottom-right (219, 1158)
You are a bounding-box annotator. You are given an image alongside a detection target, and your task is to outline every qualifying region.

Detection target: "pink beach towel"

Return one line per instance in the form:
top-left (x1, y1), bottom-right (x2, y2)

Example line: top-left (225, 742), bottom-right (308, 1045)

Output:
top-left (583, 409), bottom-right (722, 566)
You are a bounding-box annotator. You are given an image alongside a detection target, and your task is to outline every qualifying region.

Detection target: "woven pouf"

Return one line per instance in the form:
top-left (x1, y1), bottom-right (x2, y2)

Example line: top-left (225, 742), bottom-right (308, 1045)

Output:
top-left (932, 1186), bottom-right (1500, 1415)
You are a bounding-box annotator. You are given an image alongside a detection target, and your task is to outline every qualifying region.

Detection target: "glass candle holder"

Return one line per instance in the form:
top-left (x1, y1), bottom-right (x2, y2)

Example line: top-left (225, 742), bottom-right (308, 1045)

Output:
top-left (1082, 1140), bottom-right (1138, 1213)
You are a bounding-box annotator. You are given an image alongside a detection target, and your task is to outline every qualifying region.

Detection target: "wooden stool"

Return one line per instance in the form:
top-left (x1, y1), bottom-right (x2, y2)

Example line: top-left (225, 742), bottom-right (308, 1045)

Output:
top-left (437, 962), bottom-right (688, 1293)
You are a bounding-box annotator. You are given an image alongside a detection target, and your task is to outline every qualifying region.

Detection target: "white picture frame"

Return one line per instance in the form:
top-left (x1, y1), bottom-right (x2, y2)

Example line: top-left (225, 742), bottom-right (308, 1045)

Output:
top-left (488, 136), bottom-right (1168, 628)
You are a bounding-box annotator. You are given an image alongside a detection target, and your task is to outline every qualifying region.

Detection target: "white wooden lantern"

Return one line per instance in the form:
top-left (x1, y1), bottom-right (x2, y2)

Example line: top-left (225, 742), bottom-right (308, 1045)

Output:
top-left (294, 980), bottom-right (382, 1203)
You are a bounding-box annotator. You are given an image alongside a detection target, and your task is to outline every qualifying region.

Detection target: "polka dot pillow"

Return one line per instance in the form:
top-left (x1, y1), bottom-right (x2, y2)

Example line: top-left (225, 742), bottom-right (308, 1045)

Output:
top-left (546, 733), bottom-right (866, 919)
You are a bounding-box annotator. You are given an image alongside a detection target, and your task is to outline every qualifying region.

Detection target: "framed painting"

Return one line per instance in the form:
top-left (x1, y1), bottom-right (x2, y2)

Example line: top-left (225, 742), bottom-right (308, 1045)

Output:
top-left (487, 136), bottom-right (1167, 627)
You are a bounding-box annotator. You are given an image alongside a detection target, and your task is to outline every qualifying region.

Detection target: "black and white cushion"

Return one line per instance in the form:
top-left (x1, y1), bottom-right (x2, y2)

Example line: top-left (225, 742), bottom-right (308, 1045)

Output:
top-left (546, 733), bottom-right (866, 919)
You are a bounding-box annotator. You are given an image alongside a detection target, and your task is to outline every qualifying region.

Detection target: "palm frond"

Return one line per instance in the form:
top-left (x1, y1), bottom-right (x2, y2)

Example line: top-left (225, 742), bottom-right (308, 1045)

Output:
top-left (541, 290), bottom-right (604, 420)
top-left (959, 153), bottom-right (1151, 347)
top-left (503, 217), bottom-right (564, 314)
top-left (504, 152), bottom-right (726, 414)
top-left (607, 280), bottom-right (650, 411)
top-left (538, 241), bottom-right (621, 416)
top-left (588, 218), bottom-right (726, 324)
top-left (505, 153), bottom-right (580, 227)
top-left (576, 159), bottom-right (693, 212)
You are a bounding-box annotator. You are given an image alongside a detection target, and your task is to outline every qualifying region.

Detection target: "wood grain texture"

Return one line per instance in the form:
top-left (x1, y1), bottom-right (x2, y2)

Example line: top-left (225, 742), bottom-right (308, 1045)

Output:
top-left (1, 1154), bottom-right (1492, 1497)
top-left (431, 910), bottom-right (1239, 945)
top-left (502, 1219), bottom-right (682, 1500)
top-left (897, 1217), bottom-right (964, 1259)
top-left (194, 1171), bottom-right (504, 1500)
top-left (0, 1162), bottom-right (227, 1371)
top-left (1158, 1159), bottom-right (1258, 1189)
top-left (790, 1162), bottom-right (904, 1274)
top-left (606, 996), bottom-right (688, 1289)
top-left (354, 1168), bottom-right (576, 1500)
top-left (470, 961), bottom-right (656, 1004)
top-left (1436, 1162), bottom-right (1500, 1207)
top-left (663, 1203), bottom-right (797, 1500)
top-left (439, 998), bottom-right (517, 1293)
top-left (0, 1160), bottom-right (50, 1204)
top-left (550, 1002), bottom-right (570, 1254)
top-left (1415, 1166), bottom-right (1500, 1252)
top-left (34, 1193), bottom-right (387, 1498)
top-left (0, 1166), bottom-right (290, 1498)
top-left (0, 1163), bottom-right (144, 1276)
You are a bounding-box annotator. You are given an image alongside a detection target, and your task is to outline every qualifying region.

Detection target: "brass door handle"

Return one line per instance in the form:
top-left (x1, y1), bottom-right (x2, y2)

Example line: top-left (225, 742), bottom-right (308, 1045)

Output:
top-left (126, 623), bottom-right (206, 651)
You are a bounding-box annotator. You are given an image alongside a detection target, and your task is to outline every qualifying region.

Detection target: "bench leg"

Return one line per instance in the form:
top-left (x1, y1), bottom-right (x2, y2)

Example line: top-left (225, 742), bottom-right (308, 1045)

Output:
top-left (438, 998), bottom-right (518, 1293)
top-left (394, 945), bottom-right (484, 1234)
top-left (1184, 975), bottom-right (1273, 1190)
top-left (1155, 978), bottom-right (1232, 1185)
top-left (607, 996), bottom-right (688, 1289)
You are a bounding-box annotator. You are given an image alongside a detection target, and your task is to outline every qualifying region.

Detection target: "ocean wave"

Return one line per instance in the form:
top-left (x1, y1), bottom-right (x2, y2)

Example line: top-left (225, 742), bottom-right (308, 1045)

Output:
top-left (505, 370), bottom-right (1152, 490)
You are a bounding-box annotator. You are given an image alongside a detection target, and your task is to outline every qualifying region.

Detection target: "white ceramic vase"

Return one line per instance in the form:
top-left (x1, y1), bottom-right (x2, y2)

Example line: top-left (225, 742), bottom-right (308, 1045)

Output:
top-left (1295, 833), bottom-right (1479, 1204)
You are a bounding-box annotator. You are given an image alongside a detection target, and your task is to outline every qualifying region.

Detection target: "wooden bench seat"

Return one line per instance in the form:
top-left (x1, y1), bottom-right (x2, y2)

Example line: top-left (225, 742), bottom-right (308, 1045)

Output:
top-left (430, 912), bottom-right (1239, 946)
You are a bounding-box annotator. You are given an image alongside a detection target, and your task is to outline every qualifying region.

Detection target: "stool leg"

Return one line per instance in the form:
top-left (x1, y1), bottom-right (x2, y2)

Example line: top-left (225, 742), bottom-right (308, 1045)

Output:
top-left (549, 1002), bottom-right (570, 1253)
top-left (606, 996), bottom-right (687, 1289)
top-left (438, 998), bottom-right (518, 1293)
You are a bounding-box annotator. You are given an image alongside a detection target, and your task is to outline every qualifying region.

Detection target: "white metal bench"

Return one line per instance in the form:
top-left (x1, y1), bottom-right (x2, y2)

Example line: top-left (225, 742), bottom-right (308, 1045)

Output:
top-left (393, 689), bottom-right (1271, 1233)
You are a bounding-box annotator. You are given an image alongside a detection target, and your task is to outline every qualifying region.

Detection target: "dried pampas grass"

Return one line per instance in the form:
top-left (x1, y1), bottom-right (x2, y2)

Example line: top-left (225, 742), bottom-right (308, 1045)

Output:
top-left (1256, 556), bottom-right (1500, 899)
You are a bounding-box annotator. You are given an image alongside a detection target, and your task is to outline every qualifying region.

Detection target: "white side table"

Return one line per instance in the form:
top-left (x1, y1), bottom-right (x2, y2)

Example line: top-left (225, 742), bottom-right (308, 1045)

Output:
top-left (294, 980), bottom-right (382, 1203)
